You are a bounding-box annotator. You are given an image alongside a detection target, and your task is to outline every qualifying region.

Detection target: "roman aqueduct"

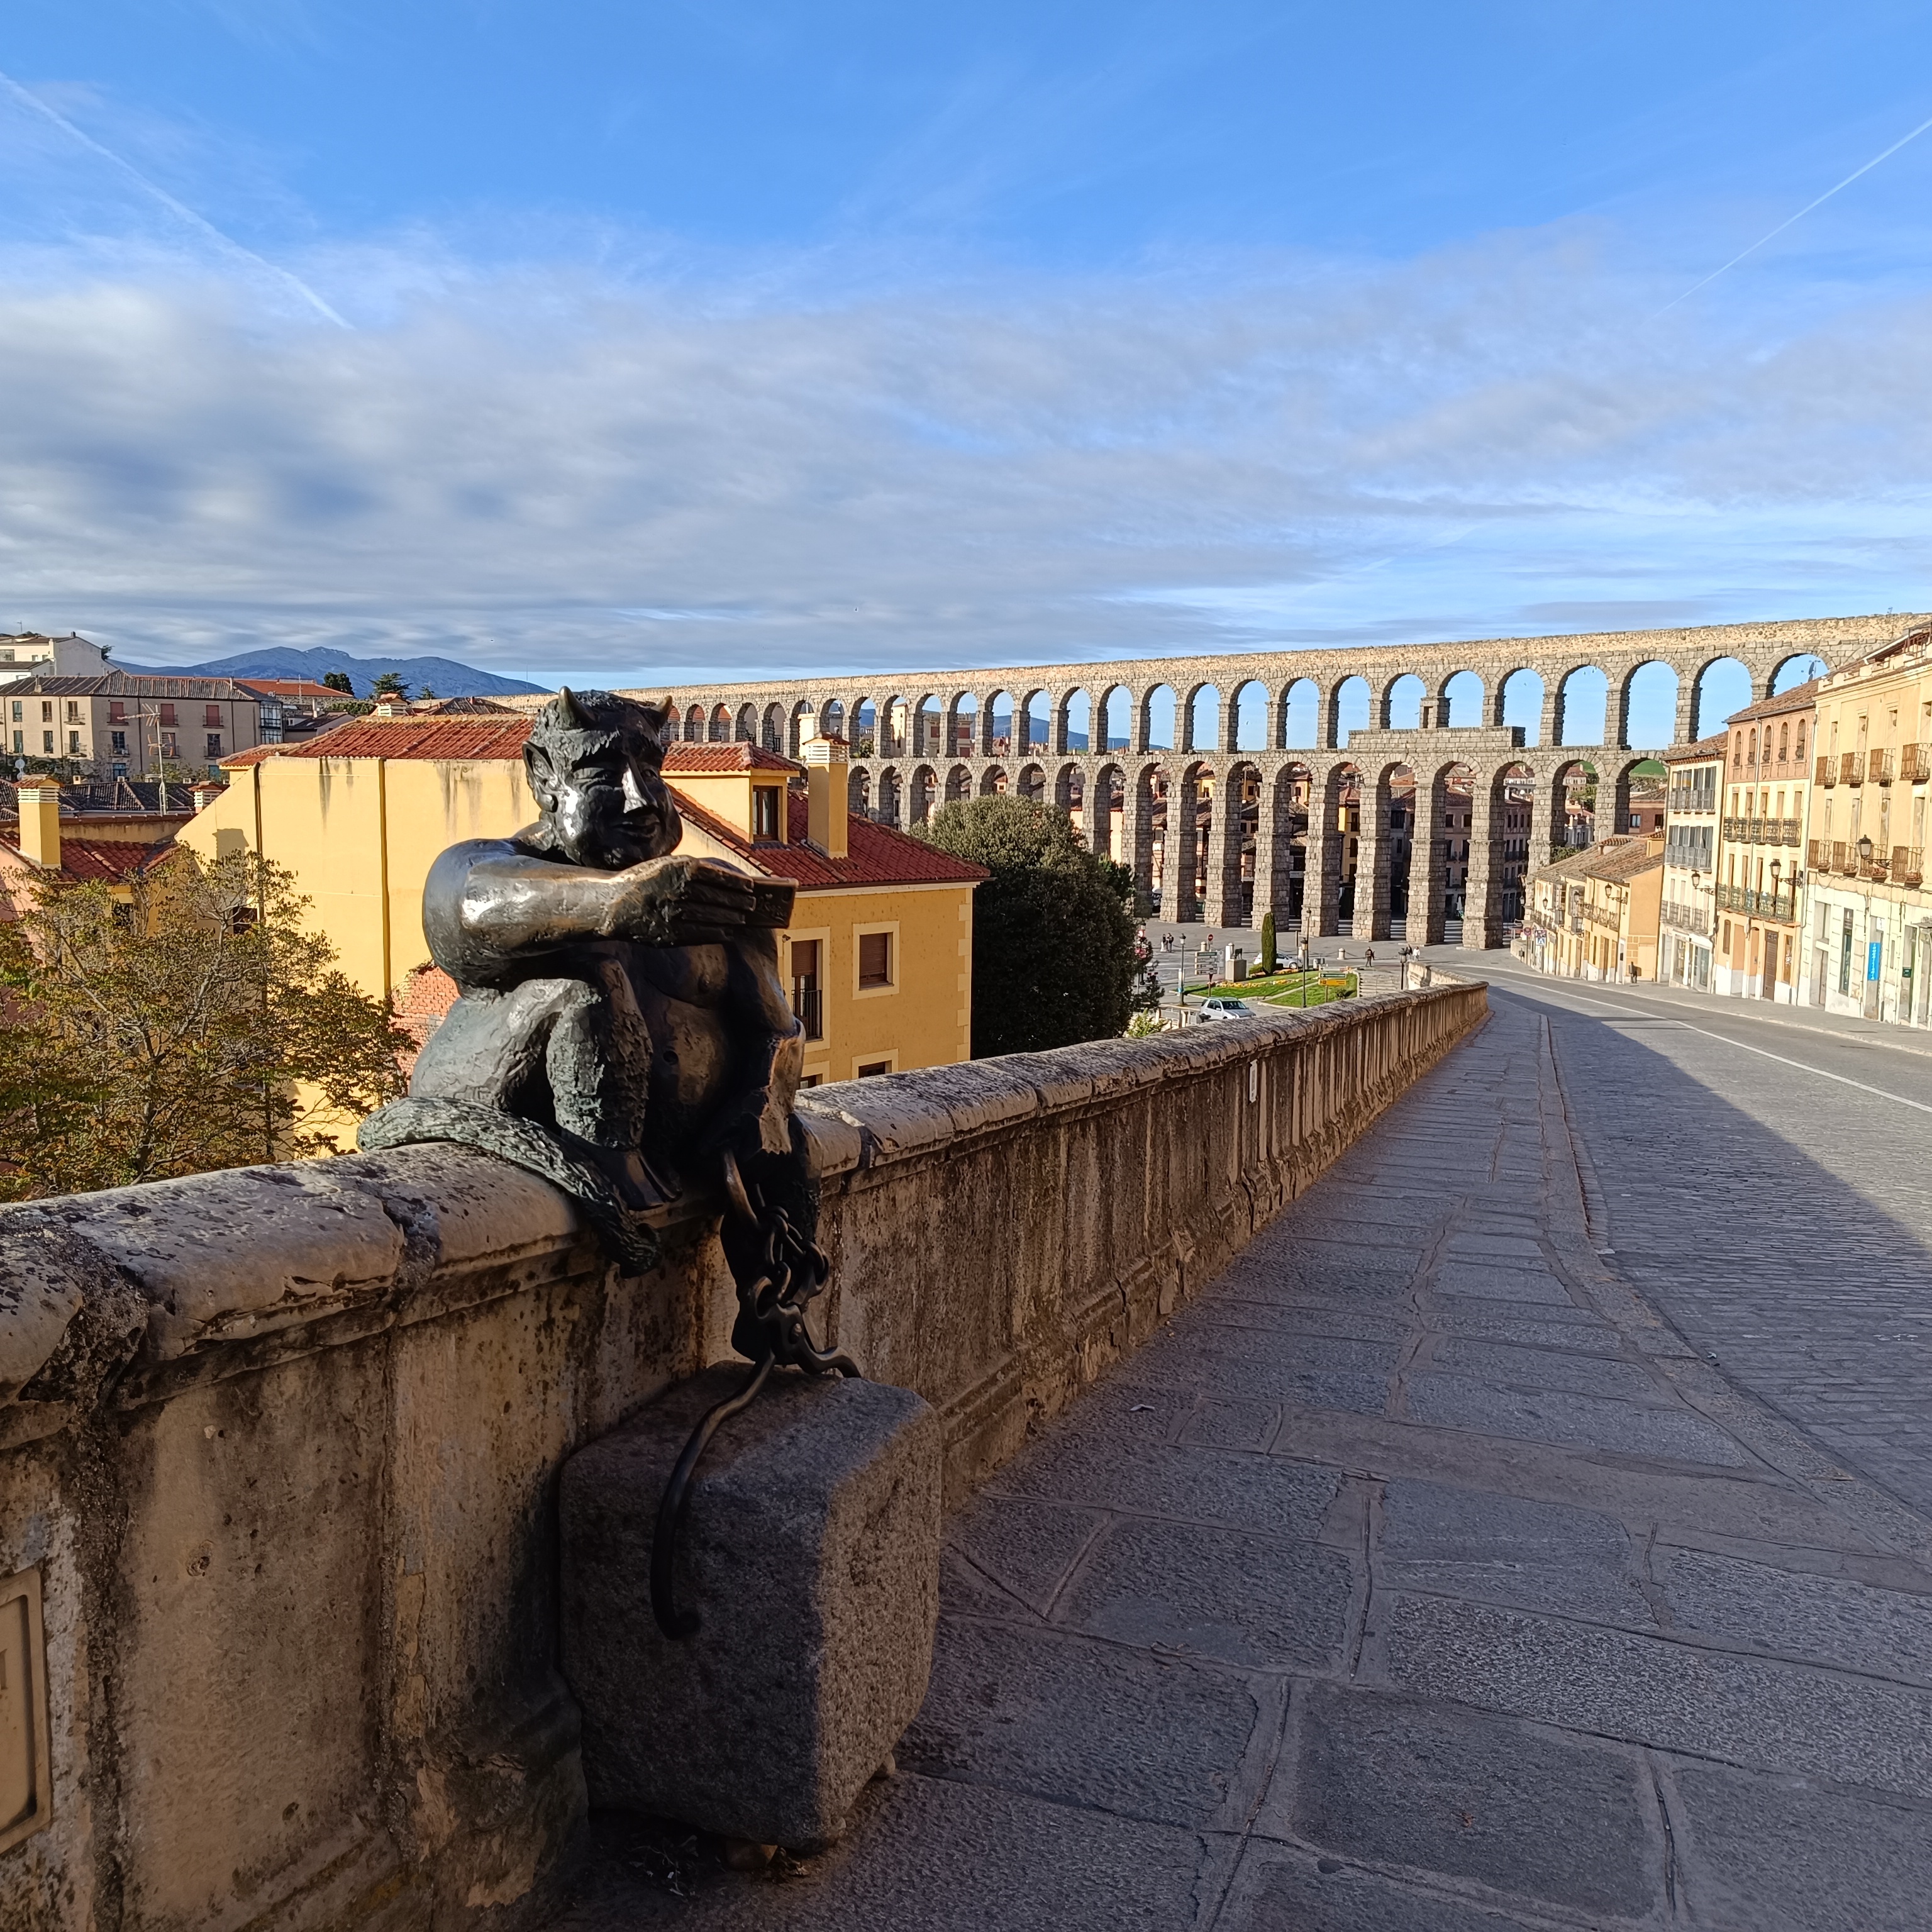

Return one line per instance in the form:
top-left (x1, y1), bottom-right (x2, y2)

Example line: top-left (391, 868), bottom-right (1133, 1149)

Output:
top-left (636, 614), bottom-right (1920, 949)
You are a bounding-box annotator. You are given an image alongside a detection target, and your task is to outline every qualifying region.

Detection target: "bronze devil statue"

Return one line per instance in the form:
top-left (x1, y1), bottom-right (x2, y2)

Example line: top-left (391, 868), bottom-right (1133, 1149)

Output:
top-left (360, 688), bottom-right (859, 1634)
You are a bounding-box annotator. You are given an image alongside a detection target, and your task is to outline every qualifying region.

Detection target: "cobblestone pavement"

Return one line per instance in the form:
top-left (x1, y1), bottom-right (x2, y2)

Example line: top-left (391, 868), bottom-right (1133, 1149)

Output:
top-left (553, 982), bottom-right (1932, 1932)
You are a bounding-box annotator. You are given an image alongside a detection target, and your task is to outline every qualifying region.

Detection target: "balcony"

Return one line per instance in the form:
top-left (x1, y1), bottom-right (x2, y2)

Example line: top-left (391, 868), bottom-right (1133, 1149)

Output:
top-left (1816, 755), bottom-right (1835, 787)
top-left (1870, 748), bottom-right (1896, 786)
top-left (1583, 903), bottom-right (1621, 933)
top-left (1660, 899), bottom-right (1710, 935)
top-left (1831, 840), bottom-right (1849, 875)
top-left (1902, 743), bottom-right (1929, 785)
top-left (1808, 838), bottom-right (1829, 868)
top-left (1841, 752), bottom-right (1865, 786)
top-left (1714, 884), bottom-right (1796, 920)
top-left (1897, 846), bottom-right (1926, 887)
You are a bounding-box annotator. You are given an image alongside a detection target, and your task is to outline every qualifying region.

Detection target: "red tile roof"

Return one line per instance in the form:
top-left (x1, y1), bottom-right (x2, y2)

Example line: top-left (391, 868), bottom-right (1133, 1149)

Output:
top-left (229, 717), bottom-right (536, 762)
top-left (236, 677), bottom-right (345, 700)
top-left (662, 742), bottom-right (801, 775)
top-left (0, 836), bottom-right (176, 883)
top-left (1725, 679), bottom-right (1823, 723)
top-left (677, 792), bottom-right (985, 892)
top-left (1665, 731), bottom-right (1731, 763)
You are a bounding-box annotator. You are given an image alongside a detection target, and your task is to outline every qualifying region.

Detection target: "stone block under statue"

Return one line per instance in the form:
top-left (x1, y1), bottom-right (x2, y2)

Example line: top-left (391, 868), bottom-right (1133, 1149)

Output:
top-left (559, 1365), bottom-right (941, 1850)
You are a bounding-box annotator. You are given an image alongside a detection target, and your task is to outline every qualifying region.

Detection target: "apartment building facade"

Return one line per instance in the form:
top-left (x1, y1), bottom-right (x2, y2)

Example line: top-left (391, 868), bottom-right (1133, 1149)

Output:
top-left (4, 672), bottom-right (263, 781)
top-left (1519, 833), bottom-right (1665, 982)
top-left (1660, 735), bottom-right (1723, 992)
top-left (1800, 628), bottom-right (1931, 1024)
top-left (1710, 682), bottom-right (1814, 1003)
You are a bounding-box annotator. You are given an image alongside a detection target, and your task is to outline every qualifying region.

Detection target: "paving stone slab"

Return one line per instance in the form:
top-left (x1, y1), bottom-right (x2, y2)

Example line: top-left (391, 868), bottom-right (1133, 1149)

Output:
top-left (1430, 1338), bottom-right (1665, 1402)
top-left (555, 1774), bottom-right (1234, 1931)
top-left (1173, 1395), bottom-right (1282, 1450)
top-left (1218, 1241), bottom-right (1421, 1302)
top-left (1657, 1546), bottom-right (1932, 1685)
top-left (1216, 1845), bottom-right (1578, 1932)
top-left (1377, 1479), bottom-right (1656, 1628)
top-left (944, 1492), bottom-right (1106, 1617)
top-left (1404, 1372), bottom-right (1750, 1467)
top-left (1670, 1764), bottom-right (1932, 1932)
top-left (1430, 1264), bottom-right (1577, 1305)
top-left (899, 1618), bottom-right (1275, 1830)
top-left (994, 1433), bottom-right (1342, 1538)
top-left (1053, 1518), bottom-right (1355, 1668)
top-left (1374, 1594), bottom-right (1932, 1799)
top-left (1426, 1305), bottom-right (1622, 1350)
top-left (1195, 1302), bottom-right (1418, 1347)
top-left (1263, 1683), bottom-right (1662, 1921)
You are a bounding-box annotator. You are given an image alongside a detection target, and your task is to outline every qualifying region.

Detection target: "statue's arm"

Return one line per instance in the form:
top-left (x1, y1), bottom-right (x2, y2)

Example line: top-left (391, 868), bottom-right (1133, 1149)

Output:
top-left (422, 839), bottom-right (755, 982)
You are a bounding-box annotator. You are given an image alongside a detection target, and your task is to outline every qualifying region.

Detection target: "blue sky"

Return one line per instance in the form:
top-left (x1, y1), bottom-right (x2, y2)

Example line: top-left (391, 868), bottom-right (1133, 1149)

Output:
top-left (2, 3), bottom-right (1931, 708)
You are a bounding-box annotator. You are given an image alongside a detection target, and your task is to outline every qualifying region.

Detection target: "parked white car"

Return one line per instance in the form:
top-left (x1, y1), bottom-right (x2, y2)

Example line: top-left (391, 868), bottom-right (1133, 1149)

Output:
top-left (1194, 996), bottom-right (1254, 1021)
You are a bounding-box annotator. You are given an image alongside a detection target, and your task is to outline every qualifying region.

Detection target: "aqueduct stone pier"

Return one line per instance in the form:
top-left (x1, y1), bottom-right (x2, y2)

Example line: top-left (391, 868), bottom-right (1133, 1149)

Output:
top-left (632, 614), bottom-right (1919, 949)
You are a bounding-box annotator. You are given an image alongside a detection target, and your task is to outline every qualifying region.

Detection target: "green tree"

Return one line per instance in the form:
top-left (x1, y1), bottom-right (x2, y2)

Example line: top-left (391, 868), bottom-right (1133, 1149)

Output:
top-left (321, 670), bottom-right (355, 694)
top-left (1259, 910), bottom-right (1277, 974)
top-left (370, 670), bottom-right (409, 699)
top-left (0, 851), bottom-right (408, 1199)
top-left (918, 795), bottom-right (1143, 1057)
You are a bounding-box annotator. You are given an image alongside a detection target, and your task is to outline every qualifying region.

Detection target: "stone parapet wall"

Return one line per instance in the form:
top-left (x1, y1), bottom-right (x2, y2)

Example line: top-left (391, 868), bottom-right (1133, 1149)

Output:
top-left (0, 983), bottom-right (1484, 1932)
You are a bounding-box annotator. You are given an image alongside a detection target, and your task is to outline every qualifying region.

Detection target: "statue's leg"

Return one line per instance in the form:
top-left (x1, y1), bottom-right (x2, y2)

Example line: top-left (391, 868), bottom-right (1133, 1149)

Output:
top-left (411, 980), bottom-right (579, 1108)
top-left (545, 957), bottom-right (653, 1153)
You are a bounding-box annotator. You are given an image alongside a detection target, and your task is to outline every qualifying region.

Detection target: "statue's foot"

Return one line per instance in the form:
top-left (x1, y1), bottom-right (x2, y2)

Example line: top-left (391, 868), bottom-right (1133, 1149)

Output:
top-left (559, 1133), bottom-right (680, 1213)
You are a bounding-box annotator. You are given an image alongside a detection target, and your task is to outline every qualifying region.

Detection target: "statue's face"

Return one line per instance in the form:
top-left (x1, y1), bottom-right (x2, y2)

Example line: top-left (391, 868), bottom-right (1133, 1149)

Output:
top-left (526, 733), bottom-right (682, 870)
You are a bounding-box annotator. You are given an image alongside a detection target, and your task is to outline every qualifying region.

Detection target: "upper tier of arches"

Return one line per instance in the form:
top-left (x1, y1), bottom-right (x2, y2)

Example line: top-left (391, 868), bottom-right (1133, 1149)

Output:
top-left (651, 620), bottom-right (1899, 760)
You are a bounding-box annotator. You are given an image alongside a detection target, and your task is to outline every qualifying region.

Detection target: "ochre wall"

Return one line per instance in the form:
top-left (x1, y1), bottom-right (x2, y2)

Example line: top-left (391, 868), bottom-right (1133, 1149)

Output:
top-left (184, 755), bottom-right (972, 1083)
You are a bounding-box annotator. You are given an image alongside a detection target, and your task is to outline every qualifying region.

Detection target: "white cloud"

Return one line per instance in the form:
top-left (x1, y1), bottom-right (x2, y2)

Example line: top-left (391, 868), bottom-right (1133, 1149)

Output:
top-left (1, 218), bottom-right (1931, 684)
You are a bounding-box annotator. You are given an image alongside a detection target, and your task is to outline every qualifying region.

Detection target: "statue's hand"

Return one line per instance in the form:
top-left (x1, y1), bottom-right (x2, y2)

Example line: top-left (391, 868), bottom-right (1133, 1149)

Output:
top-left (602, 855), bottom-right (757, 945)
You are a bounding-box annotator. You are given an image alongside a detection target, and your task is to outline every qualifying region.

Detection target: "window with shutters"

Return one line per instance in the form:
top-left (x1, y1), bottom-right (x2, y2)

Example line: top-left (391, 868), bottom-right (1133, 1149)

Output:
top-left (856, 927), bottom-right (894, 992)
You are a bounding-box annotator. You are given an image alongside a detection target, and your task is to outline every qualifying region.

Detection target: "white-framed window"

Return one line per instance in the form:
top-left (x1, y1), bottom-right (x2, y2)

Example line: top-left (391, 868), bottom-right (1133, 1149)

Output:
top-left (853, 921), bottom-right (899, 998)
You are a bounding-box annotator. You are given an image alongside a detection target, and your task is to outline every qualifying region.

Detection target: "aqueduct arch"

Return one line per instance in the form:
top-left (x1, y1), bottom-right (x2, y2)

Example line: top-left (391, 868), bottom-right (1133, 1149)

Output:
top-left (631, 613), bottom-right (1918, 948)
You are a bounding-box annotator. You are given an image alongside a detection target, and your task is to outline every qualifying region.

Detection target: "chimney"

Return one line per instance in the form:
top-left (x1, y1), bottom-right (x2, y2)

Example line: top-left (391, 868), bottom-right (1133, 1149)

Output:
top-left (16, 782), bottom-right (60, 870)
top-left (191, 782), bottom-right (225, 813)
top-left (803, 734), bottom-right (849, 858)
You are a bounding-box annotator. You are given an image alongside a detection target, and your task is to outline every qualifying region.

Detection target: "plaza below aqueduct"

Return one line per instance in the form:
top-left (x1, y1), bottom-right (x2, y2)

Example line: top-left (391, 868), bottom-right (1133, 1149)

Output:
top-left (631, 614), bottom-right (1922, 950)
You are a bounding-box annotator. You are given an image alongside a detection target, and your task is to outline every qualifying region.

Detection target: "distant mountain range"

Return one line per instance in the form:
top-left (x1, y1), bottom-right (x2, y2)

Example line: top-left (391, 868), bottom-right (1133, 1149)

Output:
top-left (119, 645), bottom-right (545, 699)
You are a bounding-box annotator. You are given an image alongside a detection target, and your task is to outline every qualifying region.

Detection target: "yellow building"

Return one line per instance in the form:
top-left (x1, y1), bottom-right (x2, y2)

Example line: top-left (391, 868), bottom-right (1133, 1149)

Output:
top-left (1711, 681), bottom-right (1814, 1003)
top-left (1801, 625), bottom-right (1932, 1024)
top-left (1520, 834), bottom-right (1664, 982)
top-left (181, 715), bottom-right (983, 1089)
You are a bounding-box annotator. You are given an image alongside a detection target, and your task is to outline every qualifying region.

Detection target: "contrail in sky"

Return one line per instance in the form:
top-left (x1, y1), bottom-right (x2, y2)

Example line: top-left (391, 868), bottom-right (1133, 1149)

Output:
top-left (1659, 108), bottom-right (1932, 314)
top-left (0, 67), bottom-right (350, 328)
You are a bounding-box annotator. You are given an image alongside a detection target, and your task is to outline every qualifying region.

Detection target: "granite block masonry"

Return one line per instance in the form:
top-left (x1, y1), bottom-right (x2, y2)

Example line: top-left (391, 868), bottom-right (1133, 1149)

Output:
top-left (560, 1366), bottom-right (940, 1849)
top-left (0, 982), bottom-right (1481, 1932)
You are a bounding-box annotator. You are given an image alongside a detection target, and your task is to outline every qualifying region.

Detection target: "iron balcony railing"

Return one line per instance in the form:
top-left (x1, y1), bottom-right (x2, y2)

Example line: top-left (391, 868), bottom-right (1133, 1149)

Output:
top-left (1583, 903), bottom-right (1621, 932)
top-left (1870, 748), bottom-right (1896, 785)
top-left (1901, 744), bottom-right (1930, 785)
top-left (1841, 752), bottom-right (1865, 786)
top-left (1661, 899), bottom-right (1710, 935)
top-left (791, 982), bottom-right (824, 1041)
top-left (1721, 816), bottom-right (1803, 847)
top-left (1816, 755), bottom-right (1835, 786)
top-left (1714, 884), bottom-right (1796, 919)
top-left (1897, 846), bottom-right (1925, 886)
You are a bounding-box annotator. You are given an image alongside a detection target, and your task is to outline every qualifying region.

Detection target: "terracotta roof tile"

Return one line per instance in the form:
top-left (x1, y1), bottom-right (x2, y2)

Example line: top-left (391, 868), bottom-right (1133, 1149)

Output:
top-left (1664, 732), bottom-right (1731, 763)
top-left (249, 717), bottom-right (536, 762)
top-left (0, 836), bottom-right (175, 882)
top-left (677, 792), bottom-right (986, 891)
top-left (662, 742), bottom-right (801, 775)
top-left (1725, 679), bottom-right (1823, 722)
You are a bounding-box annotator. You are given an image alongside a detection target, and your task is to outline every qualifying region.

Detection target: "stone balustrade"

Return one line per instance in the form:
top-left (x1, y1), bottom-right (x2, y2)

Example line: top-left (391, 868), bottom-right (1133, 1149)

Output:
top-left (0, 983), bottom-right (1484, 1932)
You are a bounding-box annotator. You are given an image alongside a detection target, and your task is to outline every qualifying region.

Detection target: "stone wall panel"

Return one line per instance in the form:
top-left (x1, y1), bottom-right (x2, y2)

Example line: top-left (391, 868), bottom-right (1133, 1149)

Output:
top-left (0, 984), bottom-right (1484, 1932)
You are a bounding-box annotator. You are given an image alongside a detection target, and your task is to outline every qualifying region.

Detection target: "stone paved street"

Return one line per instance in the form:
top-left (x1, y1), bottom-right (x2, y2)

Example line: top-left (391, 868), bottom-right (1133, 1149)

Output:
top-left (555, 978), bottom-right (1932, 1932)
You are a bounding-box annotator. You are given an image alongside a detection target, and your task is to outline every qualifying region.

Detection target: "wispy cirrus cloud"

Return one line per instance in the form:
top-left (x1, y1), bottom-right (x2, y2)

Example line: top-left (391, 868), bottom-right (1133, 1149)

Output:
top-left (4, 46), bottom-right (1932, 685)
